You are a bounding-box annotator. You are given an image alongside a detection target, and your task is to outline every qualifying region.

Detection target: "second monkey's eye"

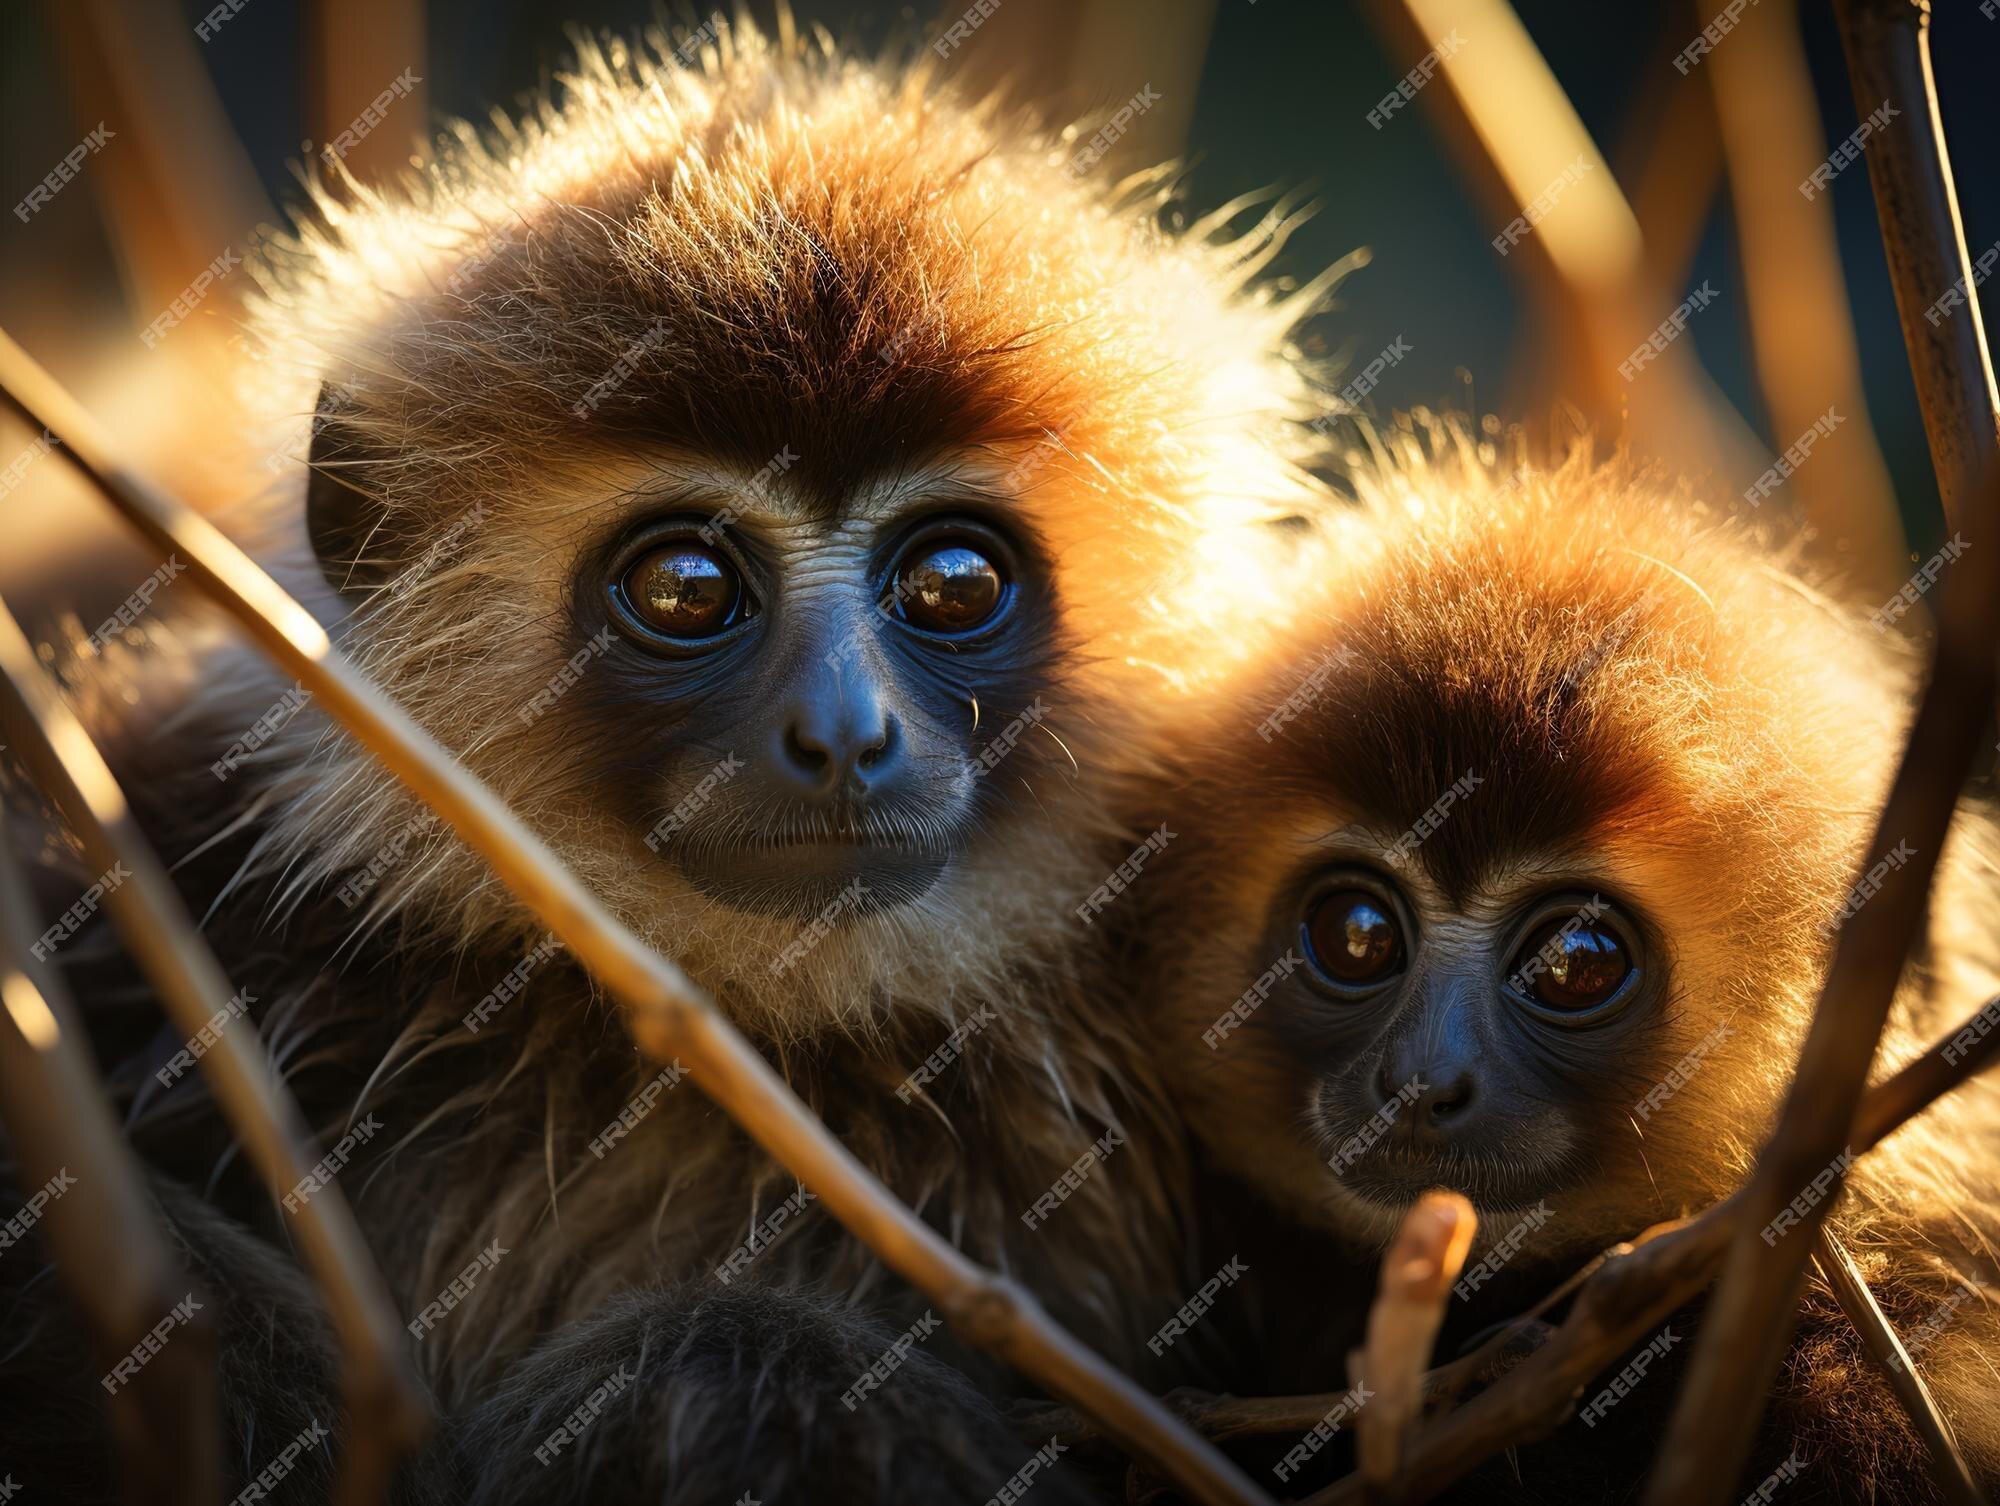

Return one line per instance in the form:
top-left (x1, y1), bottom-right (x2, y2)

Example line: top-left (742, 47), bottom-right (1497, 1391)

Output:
top-left (890, 540), bottom-right (1008, 634)
top-left (1302, 889), bottom-right (1406, 991)
top-left (619, 544), bottom-right (751, 639)
top-left (1511, 918), bottom-right (1632, 1014)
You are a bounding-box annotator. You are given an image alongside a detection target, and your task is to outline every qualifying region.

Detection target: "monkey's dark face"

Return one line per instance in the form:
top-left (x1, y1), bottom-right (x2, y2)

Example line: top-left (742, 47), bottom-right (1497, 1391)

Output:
top-left (1258, 839), bottom-right (1668, 1217)
top-left (287, 442), bottom-right (1118, 1034)
top-left (1148, 466), bottom-right (1915, 1258)
top-left (555, 463), bottom-right (1068, 921)
top-left (253, 22), bottom-right (1331, 1042)
top-left (1146, 761), bottom-right (1714, 1254)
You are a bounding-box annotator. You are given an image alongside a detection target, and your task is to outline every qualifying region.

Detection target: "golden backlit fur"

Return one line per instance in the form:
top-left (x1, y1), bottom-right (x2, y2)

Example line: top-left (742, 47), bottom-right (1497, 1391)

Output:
top-left (192, 17), bottom-right (1347, 1391)
top-left (1145, 418), bottom-right (2000, 1490)
top-left (13, 22), bottom-right (1356, 1487)
top-left (222, 15), bottom-right (1340, 1041)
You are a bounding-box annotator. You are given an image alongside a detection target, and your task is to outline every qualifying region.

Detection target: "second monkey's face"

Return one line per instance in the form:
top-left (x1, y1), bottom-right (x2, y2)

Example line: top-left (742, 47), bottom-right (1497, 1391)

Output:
top-left (1166, 745), bottom-right (1690, 1256)
top-left (1257, 844), bottom-right (1659, 1215)
top-left (1149, 463), bottom-right (1901, 1259)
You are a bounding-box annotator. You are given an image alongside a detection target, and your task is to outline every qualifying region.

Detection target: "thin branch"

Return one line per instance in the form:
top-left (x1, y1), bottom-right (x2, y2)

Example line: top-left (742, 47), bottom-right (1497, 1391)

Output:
top-left (1812, 1228), bottom-right (1987, 1506)
top-left (1644, 0), bottom-right (2000, 1483)
top-left (0, 597), bottom-right (423, 1506)
top-left (0, 809), bottom-right (220, 1506)
top-left (0, 326), bottom-right (1273, 1506)
top-left (1832, 0), bottom-right (2000, 533)
top-left (1353, 1193), bottom-right (1476, 1496)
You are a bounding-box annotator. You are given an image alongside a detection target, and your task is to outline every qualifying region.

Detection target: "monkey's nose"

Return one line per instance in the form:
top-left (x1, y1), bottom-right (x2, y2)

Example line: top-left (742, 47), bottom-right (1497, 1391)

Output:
top-left (774, 707), bottom-right (901, 800)
top-left (1376, 1059), bottom-right (1477, 1137)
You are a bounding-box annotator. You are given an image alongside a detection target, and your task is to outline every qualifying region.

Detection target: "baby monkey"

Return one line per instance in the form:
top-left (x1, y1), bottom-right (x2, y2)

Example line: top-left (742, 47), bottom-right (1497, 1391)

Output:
top-left (1, 17), bottom-right (1343, 1506)
top-left (1148, 431), bottom-right (2000, 1498)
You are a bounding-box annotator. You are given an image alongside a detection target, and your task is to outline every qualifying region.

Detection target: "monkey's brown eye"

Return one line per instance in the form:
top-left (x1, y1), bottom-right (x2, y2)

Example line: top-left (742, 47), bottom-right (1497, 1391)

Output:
top-left (1514, 921), bottom-right (1630, 1011)
top-left (893, 541), bottom-right (1007, 633)
top-left (621, 545), bottom-right (747, 638)
top-left (1303, 890), bottom-right (1405, 990)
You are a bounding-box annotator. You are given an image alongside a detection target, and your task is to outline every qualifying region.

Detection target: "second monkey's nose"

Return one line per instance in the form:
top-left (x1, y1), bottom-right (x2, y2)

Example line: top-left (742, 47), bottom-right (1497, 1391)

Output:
top-left (1375, 1058), bottom-right (1478, 1138)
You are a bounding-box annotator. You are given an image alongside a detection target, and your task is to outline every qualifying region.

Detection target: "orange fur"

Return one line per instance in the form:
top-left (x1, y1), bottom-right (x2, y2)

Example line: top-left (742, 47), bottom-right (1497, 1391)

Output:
top-left (35, 17), bottom-right (1358, 1406)
top-left (216, 15), bottom-right (1344, 1040)
top-left (1146, 415), bottom-right (2000, 1487)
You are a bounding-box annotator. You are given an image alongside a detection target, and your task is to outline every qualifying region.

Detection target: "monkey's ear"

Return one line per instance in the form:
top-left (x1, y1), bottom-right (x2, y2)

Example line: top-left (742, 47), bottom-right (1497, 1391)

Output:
top-left (303, 383), bottom-right (392, 597)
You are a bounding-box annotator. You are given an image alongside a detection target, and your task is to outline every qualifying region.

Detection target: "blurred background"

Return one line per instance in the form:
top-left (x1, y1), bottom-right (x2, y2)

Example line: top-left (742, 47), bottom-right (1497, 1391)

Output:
top-left (3, 0), bottom-right (1997, 621)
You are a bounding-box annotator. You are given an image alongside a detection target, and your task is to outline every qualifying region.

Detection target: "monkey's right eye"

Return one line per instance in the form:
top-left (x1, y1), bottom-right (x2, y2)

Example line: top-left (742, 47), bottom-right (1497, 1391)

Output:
top-left (1508, 917), bottom-right (1633, 1018)
top-left (1302, 889), bottom-right (1406, 991)
top-left (616, 544), bottom-right (752, 640)
top-left (891, 540), bottom-right (1008, 635)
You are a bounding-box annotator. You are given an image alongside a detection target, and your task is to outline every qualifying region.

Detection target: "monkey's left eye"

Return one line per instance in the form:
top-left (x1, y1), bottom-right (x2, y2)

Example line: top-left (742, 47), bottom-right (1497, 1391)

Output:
top-left (617, 544), bottom-right (752, 640)
top-left (1511, 920), bottom-right (1631, 1014)
top-left (890, 540), bottom-right (1008, 634)
top-left (1302, 889), bottom-right (1406, 992)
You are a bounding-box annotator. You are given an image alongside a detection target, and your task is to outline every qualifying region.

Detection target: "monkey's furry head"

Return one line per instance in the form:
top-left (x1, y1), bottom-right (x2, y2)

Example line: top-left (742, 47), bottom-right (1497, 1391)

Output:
top-left (223, 17), bottom-right (1340, 1040)
top-left (1150, 418), bottom-right (2000, 1262)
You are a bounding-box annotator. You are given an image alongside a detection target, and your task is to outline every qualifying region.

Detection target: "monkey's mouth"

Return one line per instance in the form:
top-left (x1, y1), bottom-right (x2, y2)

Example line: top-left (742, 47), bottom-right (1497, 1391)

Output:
top-left (1317, 1114), bottom-right (1584, 1215)
top-left (1336, 1151), bottom-right (1577, 1216)
top-left (661, 817), bottom-right (955, 919)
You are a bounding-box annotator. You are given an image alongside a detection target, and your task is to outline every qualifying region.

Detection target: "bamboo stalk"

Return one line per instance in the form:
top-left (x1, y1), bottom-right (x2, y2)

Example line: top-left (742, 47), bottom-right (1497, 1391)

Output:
top-left (0, 809), bottom-right (220, 1506)
top-left (0, 325), bottom-right (1272, 1506)
top-left (1830, 0), bottom-right (2000, 534)
top-left (0, 596), bottom-right (424, 1506)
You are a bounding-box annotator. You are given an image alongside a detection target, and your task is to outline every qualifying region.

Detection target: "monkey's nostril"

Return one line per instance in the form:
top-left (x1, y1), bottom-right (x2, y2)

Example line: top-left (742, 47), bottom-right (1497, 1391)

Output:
top-left (782, 722), bottom-right (830, 774)
top-left (855, 718), bottom-right (898, 772)
top-left (776, 712), bottom-right (900, 798)
top-left (1373, 1061), bottom-right (1400, 1109)
top-left (1426, 1075), bottom-right (1475, 1121)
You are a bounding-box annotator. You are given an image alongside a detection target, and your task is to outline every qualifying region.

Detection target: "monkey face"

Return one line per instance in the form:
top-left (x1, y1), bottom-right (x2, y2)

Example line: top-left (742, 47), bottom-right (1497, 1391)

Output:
top-left (1257, 838), bottom-right (1667, 1218)
top-left (1146, 453), bottom-right (1918, 1257)
top-left (280, 438), bottom-right (1125, 1035)
top-left (1156, 759), bottom-right (1816, 1260)
top-left (246, 26), bottom-right (1335, 1033)
top-left (564, 464), bottom-right (1067, 919)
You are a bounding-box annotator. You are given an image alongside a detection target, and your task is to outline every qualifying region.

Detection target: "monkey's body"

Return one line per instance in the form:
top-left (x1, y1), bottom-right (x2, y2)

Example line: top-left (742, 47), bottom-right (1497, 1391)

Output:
top-left (1145, 427), bottom-right (2000, 1502)
top-left (0, 20), bottom-right (1336, 1504)
top-left (2, 750), bottom-right (1172, 1505)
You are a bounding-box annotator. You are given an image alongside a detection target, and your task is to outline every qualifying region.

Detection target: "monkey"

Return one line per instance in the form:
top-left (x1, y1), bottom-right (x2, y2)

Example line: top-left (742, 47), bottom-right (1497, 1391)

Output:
top-left (1138, 419), bottom-right (2000, 1502)
top-left (0, 17), bottom-right (1346, 1506)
